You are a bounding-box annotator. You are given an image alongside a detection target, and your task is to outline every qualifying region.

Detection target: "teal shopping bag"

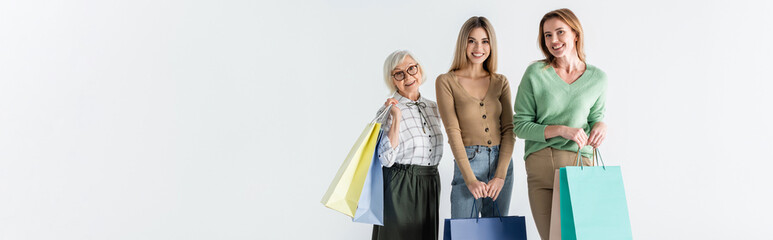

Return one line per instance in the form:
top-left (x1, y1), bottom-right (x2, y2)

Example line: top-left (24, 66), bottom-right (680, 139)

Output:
top-left (560, 149), bottom-right (632, 240)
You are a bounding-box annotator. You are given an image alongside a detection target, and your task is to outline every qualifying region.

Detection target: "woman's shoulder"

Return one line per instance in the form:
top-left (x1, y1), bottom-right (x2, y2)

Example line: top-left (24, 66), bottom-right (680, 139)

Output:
top-left (585, 63), bottom-right (608, 82)
top-left (586, 64), bottom-right (606, 76)
top-left (434, 72), bottom-right (453, 87)
top-left (525, 61), bottom-right (549, 73)
top-left (491, 72), bottom-right (507, 81)
top-left (517, 61), bottom-right (550, 82)
top-left (514, 61), bottom-right (549, 82)
top-left (490, 73), bottom-right (510, 88)
top-left (436, 72), bottom-right (455, 81)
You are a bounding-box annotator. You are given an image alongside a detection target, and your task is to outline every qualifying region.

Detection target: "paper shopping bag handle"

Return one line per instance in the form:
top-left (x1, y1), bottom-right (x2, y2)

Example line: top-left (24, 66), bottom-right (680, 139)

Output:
top-left (371, 104), bottom-right (393, 124)
top-left (372, 91), bottom-right (405, 124)
top-left (574, 146), bottom-right (587, 168)
top-left (469, 198), bottom-right (505, 222)
top-left (593, 148), bottom-right (606, 170)
top-left (575, 147), bottom-right (607, 170)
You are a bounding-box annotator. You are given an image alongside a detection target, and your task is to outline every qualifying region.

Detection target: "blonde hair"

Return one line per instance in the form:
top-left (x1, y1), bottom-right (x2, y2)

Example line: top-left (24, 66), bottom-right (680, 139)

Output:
top-left (539, 8), bottom-right (585, 65)
top-left (383, 50), bottom-right (426, 93)
top-left (449, 16), bottom-right (498, 73)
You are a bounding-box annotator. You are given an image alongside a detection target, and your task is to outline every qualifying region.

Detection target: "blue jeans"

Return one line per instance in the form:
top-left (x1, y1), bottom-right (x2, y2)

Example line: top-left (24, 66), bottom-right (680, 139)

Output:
top-left (450, 145), bottom-right (514, 218)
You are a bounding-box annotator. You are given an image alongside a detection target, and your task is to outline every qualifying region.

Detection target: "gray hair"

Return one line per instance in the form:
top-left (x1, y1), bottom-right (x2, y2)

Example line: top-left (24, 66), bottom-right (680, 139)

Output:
top-left (383, 50), bottom-right (426, 93)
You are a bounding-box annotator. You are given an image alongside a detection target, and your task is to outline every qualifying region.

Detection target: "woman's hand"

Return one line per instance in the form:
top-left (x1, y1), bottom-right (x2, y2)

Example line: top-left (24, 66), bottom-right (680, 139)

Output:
top-left (588, 122), bottom-right (607, 148)
top-left (384, 98), bottom-right (400, 118)
top-left (486, 177), bottom-right (505, 201)
top-left (466, 180), bottom-right (489, 199)
top-left (384, 98), bottom-right (401, 148)
top-left (563, 126), bottom-right (588, 148)
top-left (556, 126), bottom-right (587, 148)
top-left (546, 125), bottom-right (587, 148)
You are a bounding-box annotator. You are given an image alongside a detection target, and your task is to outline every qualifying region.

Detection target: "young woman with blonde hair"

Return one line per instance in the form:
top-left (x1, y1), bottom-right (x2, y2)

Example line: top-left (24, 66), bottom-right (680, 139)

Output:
top-left (436, 16), bottom-right (516, 218)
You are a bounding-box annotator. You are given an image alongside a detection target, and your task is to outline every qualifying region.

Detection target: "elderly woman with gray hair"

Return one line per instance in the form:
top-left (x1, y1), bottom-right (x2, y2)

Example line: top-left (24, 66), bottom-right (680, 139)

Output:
top-left (372, 50), bottom-right (444, 240)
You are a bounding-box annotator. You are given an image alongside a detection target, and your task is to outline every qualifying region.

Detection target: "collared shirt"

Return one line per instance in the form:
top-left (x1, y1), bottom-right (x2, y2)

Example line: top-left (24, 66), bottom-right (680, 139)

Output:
top-left (376, 92), bottom-right (444, 167)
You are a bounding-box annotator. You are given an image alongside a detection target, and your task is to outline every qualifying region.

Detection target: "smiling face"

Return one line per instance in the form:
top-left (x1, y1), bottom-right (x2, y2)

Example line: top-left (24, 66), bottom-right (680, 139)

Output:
top-left (542, 17), bottom-right (578, 59)
top-left (391, 55), bottom-right (422, 95)
top-left (466, 27), bottom-right (490, 65)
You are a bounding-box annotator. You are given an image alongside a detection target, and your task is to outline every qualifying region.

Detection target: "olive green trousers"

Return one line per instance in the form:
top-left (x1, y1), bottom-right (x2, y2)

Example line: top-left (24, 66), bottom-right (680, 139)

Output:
top-left (372, 163), bottom-right (440, 240)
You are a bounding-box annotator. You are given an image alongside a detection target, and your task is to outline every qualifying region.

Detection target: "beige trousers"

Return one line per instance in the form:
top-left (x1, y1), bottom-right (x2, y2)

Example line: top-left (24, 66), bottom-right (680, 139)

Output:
top-left (525, 147), bottom-right (591, 240)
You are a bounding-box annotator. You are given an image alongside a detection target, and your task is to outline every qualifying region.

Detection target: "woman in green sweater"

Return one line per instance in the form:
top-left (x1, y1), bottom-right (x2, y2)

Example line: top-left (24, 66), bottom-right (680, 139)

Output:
top-left (512, 8), bottom-right (607, 240)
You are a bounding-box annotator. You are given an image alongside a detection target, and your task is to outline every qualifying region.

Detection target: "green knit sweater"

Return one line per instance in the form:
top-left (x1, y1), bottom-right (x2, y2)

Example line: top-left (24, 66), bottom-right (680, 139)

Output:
top-left (513, 61), bottom-right (607, 160)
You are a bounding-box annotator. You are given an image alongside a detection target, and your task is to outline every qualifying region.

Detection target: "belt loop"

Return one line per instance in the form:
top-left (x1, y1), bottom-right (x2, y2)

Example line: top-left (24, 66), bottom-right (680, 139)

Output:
top-left (549, 147), bottom-right (556, 170)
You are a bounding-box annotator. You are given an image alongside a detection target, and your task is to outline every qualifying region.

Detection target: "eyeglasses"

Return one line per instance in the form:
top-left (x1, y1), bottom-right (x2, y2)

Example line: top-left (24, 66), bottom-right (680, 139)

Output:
top-left (392, 64), bottom-right (419, 81)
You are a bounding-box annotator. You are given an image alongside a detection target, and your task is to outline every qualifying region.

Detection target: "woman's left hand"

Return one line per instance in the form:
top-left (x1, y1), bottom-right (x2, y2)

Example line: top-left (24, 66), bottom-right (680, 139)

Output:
top-left (588, 122), bottom-right (607, 148)
top-left (384, 98), bottom-right (401, 118)
top-left (486, 177), bottom-right (505, 201)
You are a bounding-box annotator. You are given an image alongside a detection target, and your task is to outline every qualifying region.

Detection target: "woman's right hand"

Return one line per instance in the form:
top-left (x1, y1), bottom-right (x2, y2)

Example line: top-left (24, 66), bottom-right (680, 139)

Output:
top-left (560, 126), bottom-right (588, 148)
top-left (384, 98), bottom-right (400, 118)
top-left (466, 180), bottom-right (489, 199)
top-left (546, 125), bottom-right (587, 148)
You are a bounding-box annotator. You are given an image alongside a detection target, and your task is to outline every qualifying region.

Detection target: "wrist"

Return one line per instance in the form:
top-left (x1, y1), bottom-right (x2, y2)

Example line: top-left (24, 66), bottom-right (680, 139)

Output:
top-left (463, 175), bottom-right (478, 185)
top-left (391, 117), bottom-right (401, 125)
top-left (545, 125), bottom-right (564, 139)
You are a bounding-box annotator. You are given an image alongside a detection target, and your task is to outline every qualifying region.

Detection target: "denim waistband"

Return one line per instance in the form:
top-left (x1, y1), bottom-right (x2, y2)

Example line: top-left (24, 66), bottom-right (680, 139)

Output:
top-left (464, 145), bottom-right (501, 152)
top-left (389, 163), bottom-right (438, 176)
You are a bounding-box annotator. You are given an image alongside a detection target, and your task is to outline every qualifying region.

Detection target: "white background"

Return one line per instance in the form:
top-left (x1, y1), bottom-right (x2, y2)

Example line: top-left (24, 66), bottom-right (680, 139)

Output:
top-left (1, 0), bottom-right (771, 239)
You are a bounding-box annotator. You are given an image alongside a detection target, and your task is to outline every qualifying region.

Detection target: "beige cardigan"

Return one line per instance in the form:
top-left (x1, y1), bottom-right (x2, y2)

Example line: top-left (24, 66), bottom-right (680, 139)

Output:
top-left (435, 72), bottom-right (516, 183)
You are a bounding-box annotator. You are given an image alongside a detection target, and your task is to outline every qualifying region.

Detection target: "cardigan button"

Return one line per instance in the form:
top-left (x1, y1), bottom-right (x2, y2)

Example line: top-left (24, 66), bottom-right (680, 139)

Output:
top-left (482, 115), bottom-right (487, 119)
top-left (480, 102), bottom-right (484, 106)
top-left (487, 140), bottom-right (492, 144)
top-left (485, 128), bottom-right (489, 132)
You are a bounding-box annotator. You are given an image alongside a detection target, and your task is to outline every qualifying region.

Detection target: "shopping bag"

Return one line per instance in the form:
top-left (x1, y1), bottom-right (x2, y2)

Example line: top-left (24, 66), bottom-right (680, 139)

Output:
top-left (560, 148), bottom-right (632, 240)
top-left (321, 105), bottom-right (391, 218)
top-left (549, 169), bottom-right (561, 240)
top-left (443, 200), bottom-right (527, 240)
top-left (320, 122), bottom-right (382, 217)
top-left (352, 128), bottom-right (385, 225)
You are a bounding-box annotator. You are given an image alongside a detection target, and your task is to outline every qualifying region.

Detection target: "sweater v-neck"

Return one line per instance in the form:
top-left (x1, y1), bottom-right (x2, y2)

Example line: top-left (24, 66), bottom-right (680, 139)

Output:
top-left (450, 71), bottom-right (493, 102)
top-left (548, 65), bottom-right (594, 87)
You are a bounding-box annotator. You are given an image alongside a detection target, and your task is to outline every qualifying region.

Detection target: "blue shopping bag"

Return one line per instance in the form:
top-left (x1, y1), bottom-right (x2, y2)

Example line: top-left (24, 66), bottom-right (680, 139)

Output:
top-left (560, 148), bottom-right (632, 240)
top-left (443, 200), bottom-right (527, 240)
top-left (322, 105), bottom-right (390, 219)
top-left (353, 129), bottom-right (385, 225)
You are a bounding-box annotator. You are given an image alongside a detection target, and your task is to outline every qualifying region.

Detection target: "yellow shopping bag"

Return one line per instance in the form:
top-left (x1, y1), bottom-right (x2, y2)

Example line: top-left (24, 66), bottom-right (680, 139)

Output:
top-left (321, 122), bottom-right (382, 217)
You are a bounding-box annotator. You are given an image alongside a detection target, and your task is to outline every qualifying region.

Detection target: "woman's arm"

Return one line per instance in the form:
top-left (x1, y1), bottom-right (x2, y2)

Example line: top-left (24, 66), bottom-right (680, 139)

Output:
top-left (376, 99), bottom-right (402, 167)
top-left (384, 98), bottom-right (401, 148)
top-left (436, 75), bottom-right (488, 199)
top-left (513, 74), bottom-right (549, 142)
top-left (587, 79), bottom-right (608, 148)
top-left (489, 76), bottom-right (515, 200)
